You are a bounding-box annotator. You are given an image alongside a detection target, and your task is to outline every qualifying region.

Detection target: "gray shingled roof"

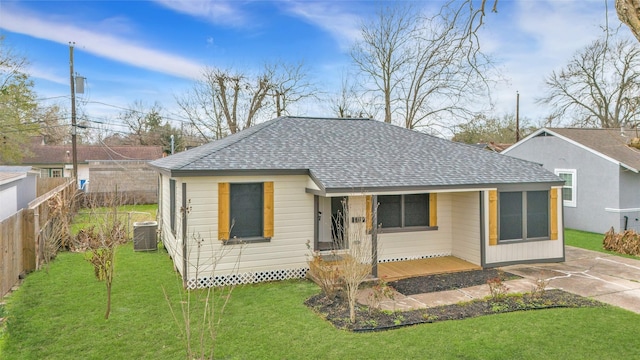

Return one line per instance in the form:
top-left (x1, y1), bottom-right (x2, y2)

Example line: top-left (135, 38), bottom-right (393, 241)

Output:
top-left (150, 117), bottom-right (561, 191)
top-left (546, 128), bottom-right (640, 172)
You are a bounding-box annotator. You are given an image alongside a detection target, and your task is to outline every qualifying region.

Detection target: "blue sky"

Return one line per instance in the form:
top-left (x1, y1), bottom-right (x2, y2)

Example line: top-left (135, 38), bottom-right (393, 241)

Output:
top-left (0, 0), bottom-right (623, 137)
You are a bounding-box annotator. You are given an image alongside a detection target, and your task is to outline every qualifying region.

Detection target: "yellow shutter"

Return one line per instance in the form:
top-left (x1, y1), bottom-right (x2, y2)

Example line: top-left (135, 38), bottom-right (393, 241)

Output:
top-left (429, 193), bottom-right (438, 227)
top-left (263, 182), bottom-right (274, 238)
top-left (366, 195), bottom-right (372, 232)
top-left (218, 183), bottom-right (230, 240)
top-left (489, 190), bottom-right (498, 246)
top-left (550, 188), bottom-right (558, 240)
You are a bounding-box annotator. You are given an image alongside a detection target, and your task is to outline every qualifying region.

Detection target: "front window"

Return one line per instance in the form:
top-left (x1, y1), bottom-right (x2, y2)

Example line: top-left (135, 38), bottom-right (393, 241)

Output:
top-left (499, 190), bottom-right (549, 242)
top-left (230, 183), bottom-right (263, 238)
top-left (378, 194), bottom-right (429, 229)
top-left (555, 169), bottom-right (576, 207)
top-left (51, 169), bottom-right (63, 178)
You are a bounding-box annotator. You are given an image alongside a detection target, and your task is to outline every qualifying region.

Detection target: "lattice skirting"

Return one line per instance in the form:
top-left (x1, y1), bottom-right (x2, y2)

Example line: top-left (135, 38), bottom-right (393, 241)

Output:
top-left (378, 252), bottom-right (452, 263)
top-left (185, 253), bottom-right (451, 288)
top-left (186, 267), bottom-right (309, 289)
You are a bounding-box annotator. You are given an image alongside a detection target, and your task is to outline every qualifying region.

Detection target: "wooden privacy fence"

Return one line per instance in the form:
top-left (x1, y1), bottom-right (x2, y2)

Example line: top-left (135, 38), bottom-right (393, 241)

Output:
top-left (0, 178), bottom-right (77, 298)
top-left (37, 177), bottom-right (68, 197)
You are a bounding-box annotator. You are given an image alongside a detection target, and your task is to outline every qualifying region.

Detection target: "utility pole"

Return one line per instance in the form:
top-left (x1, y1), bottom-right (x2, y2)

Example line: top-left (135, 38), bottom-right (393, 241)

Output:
top-left (69, 42), bottom-right (78, 181)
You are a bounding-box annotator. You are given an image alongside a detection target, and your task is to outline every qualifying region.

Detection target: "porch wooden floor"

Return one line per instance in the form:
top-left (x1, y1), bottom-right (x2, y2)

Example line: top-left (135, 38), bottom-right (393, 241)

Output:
top-left (377, 256), bottom-right (481, 281)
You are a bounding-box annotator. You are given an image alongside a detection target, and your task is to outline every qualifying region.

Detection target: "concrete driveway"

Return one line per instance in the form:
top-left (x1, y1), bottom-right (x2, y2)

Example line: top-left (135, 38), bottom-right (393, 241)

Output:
top-left (503, 246), bottom-right (640, 314)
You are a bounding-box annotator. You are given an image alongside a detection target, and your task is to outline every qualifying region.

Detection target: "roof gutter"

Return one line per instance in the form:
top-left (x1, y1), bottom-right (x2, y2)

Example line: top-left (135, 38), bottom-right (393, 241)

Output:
top-left (306, 181), bottom-right (565, 197)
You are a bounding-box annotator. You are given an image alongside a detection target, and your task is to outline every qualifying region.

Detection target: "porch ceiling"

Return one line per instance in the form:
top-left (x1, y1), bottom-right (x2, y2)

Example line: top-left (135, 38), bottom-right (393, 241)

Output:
top-left (378, 256), bottom-right (481, 282)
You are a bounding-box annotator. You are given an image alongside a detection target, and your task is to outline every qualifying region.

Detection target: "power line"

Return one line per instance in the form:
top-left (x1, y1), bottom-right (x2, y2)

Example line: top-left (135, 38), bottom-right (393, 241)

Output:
top-left (36, 95), bottom-right (69, 101)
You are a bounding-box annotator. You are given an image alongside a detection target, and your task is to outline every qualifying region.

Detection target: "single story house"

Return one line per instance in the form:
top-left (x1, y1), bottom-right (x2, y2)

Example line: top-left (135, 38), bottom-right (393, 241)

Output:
top-left (503, 127), bottom-right (640, 234)
top-left (17, 136), bottom-right (163, 191)
top-left (150, 116), bottom-right (565, 288)
top-left (0, 166), bottom-right (38, 221)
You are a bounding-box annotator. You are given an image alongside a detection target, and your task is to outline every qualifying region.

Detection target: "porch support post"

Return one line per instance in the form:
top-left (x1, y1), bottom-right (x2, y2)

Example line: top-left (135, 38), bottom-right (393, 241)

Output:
top-left (371, 195), bottom-right (378, 278)
top-left (181, 183), bottom-right (188, 286)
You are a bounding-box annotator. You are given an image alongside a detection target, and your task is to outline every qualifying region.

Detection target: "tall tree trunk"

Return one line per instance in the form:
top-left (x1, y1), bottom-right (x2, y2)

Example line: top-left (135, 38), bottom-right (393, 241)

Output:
top-left (105, 280), bottom-right (112, 319)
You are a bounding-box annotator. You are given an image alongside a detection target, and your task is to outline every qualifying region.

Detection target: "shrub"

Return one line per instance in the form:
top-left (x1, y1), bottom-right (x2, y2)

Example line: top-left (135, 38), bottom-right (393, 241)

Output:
top-left (306, 241), bottom-right (343, 299)
top-left (487, 270), bottom-right (509, 302)
top-left (603, 227), bottom-right (640, 256)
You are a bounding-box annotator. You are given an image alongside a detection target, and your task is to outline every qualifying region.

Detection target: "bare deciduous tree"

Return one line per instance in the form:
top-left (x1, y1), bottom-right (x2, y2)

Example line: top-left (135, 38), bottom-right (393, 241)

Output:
top-left (79, 189), bottom-right (128, 319)
top-left (117, 100), bottom-right (183, 153)
top-left (37, 104), bottom-right (69, 145)
top-left (176, 62), bottom-right (314, 141)
top-left (452, 113), bottom-right (535, 144)
top-left (538, 34), bottom-right (640, 128)
top-left (119, 100), bottom-right (164, 145)
top-left (175, 67), bottom-right (268, 140)
top-left (163, 200), bottom-right (245, 359)
top-left (351, 5), bottom-right (415, 124)
top-left (328, 73), bottom-right (378, 119)
top-left (351, 2), bottom-right (495, 131)
top-left (0, 35), bottom-right (39, 163)
top-left (267, 61), bottom-right (316, 117)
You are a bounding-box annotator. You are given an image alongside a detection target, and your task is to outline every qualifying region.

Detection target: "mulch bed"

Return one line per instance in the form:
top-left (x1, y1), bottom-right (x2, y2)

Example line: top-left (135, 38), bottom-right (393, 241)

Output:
top-left (389, 268), bottom-right (520, 295)
top-left (305, 269), bottom-right (605, 332)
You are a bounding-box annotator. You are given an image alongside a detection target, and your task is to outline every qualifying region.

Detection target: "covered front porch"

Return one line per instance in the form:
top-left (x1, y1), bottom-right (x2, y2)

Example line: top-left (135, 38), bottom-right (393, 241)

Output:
top-left (377, 256), bottom-right (481, 281)
top-left (307, 255), bottom-right (482, 287)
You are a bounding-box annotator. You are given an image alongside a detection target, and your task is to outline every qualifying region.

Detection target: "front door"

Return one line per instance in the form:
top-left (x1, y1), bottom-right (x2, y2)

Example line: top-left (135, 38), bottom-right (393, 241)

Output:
top-left (316, 196), bottom-right (347, 251)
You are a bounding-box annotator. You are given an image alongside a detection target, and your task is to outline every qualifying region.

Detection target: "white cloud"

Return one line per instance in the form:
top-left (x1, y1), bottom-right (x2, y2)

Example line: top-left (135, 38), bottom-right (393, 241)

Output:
top-left (481, 0), bottom-right (617, 121)
top-left (27, 64), bottom-right (68, 85)
top-left (152, 0), bottom-right (247, 26)
top-left (0, 6), bottom-right (205, 80)
top-left (283, 1), bottom-right (363, 50)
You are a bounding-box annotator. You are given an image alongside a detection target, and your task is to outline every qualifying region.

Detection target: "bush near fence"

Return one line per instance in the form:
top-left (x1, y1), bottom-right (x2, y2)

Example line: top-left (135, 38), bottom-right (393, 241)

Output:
top-left (603, 227), bottom-right (640, 256)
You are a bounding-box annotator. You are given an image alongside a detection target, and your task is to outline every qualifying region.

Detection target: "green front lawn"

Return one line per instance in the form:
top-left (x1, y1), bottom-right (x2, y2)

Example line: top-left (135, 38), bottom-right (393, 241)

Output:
top-left (2, 243), bottom-right (640, 360)
top-left (565, 228), bottom-right (640, 259)
top-left (2, 221), bottom-right (640, 359)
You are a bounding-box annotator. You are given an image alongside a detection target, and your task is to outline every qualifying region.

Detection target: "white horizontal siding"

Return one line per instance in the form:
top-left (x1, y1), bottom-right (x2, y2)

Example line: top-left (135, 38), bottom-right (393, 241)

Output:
top-left (181, 175), bottom-right (314, 279)
top-left (484, 187), bottom-right (564, 265)
top-left (451, 192), bottom-right (481, 265)
top-left (377, 193), bottom-right (454, 261)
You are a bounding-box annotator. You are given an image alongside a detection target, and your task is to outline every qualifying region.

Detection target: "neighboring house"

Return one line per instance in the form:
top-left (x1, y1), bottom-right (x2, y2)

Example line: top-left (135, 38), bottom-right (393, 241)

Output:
top-left (503, 127), bottom-right (640, 234)
top-left (0, 166), bottom-right (38, 221)
top-left (17, 137), bottom-right (163, 191)
top-left (150, 116), bottom-right (564, 288)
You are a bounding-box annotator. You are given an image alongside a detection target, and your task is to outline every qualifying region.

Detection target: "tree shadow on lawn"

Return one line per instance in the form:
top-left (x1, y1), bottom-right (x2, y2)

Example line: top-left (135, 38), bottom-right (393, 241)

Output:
top-left (305, 269), bottom-right (605, 332)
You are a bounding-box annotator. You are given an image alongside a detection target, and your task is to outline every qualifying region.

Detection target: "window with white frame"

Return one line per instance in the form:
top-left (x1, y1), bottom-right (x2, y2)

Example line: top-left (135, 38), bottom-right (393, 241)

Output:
top-left (50, 169), bottom-right (63, 178)
top-left (554, 169), bottom-right (576, 207)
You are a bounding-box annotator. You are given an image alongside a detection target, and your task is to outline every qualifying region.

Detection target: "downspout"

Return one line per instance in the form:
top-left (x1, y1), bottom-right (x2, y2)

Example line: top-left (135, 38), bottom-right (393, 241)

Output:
top-left (371, 195), bottom-right (378, 278)
top-left (181, 183), bottom-right (188, 286)
top-left (624, 215), bottom-right (629, 231)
